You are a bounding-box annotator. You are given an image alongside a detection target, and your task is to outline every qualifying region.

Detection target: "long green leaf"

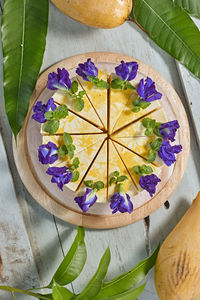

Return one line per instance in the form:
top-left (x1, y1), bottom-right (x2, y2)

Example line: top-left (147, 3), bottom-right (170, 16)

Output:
top-left (39, 294), bottom-right (53, 300)
top-left (0, 286), bottom-right (51, 299)
top-left (94, 246), bottom-right (159, 299)
top-left (99, 283), bottom-right (146, 300)
top-left (174, 0), bottom-right (200, 18)
top-left (1, 0), bottom-right (49, 137)
top-left (75, 247), bottom-right (111, 300)
top-left (50, 227), bottom-right (87, 286)
top-left (132, 0), bottom-right (200, 79)
top-left (52, 282), bottom-right (74, 300)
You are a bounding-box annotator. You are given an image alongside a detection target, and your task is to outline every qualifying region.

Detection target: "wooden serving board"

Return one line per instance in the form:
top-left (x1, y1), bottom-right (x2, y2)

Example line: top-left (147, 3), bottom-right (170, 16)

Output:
top-left (13, 52), bottom-right (190, 229)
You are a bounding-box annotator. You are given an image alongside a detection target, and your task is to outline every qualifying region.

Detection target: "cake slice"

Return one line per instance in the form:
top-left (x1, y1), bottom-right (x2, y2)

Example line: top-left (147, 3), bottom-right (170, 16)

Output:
top-left (112, 108), bottom-right (167, 138)
top-left (77, 140), bottom-right (108, 203)
top-left (113, 141), bottom-right (160, 191)
top-left (112, 136), bottom-right (163, 167)
top-left (52, 77), bottom-right (103, 129)
top-left (41, 110), bottom-right (102, 135)
top-left (108, 140), bottom-right (137, 202)
top-left (108, 74), bottom-right (137, 133)
top-left (51, 136), bottom-right (106, 191)
top-left (77, 69), bottom-right (108, 130)
top-left (42, 133), bottom-right (107, 167)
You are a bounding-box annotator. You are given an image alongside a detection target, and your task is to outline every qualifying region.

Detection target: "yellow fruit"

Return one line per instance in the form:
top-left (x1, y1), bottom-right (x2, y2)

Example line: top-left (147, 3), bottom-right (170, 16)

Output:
top-left (155, 192), bottom-right (200, 300)
top-left (51, 0), bottom-right (132, 28)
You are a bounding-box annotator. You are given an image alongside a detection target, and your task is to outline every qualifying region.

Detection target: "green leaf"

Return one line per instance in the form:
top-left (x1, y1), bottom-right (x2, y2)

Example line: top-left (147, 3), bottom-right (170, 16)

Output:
top-left (63, 133), bottom-right (73, 146)
top-left (55, 105), bottom-right (68, 120)
top-left (94, 181), bottom-right (105, 191)
top-left (1, 0), bottom-right (49, 137)
top-left (49, 227), bottom-right (87, 286)
top-left (95, 283), bottom-right (146, 300)
top-left (66, 144), bottom-right (75, 159)
top-left (111, 78), bottom-right (124, 89)
top-left (142, 118), bottom-right (156, 129)
top-left (87, 75), bottom-right (109, 89)
top-left (113, 171), bottom-right (120, 178)
top-left (39, 294), bottom-right (53, 300)
top-left (133, 0), bottom-right (200, 79)
top-left (58, 145), bottom-right (68, 157)
top-left (71, 171), bottom-right (80, 182)
top-left (132, 106), bottom-right (140, 113)
top-left (147, 149), bottom-right (156, 163)
top-left (117, 176), bottom-right (128, 183)
top-left (84, 180), bottom-right (94, 188)
top-left (71, 81), bottom-right (79, 94)
top-left (140, 101), bottom-right (151, 109)
top-left (76, 248), bottom-right (111, 300)
top-left (94, 246), bottom-right (159, 299)
top-left (133, 165), bottom-right (153, 177)
top-left (72, 157), bottom-right (80, 169)
top-left (44, 111), bottom-right (55, 120)
top-left (52, 282), bottom-right (73, 300)
top-left (78, 90), bottom-right (86, 97)
top-left (44, 120), bottom-right (59, 135)
top-left (76, 98), bottom-right (84, 112)
top-left (174, 0), bottom-right (200, 18)
top-left (109, 177), bottom-right (116, 186)
top-left (144, 128), bottom-right (153, 136)
top-left (150, 138), bottom-right (163, 151)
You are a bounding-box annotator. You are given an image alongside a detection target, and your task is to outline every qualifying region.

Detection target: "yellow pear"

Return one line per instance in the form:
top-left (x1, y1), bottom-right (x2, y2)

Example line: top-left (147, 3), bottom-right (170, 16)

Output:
top-left (155, 191), bottom-right (200, 300)
top-left (51, 0), bottom-right (132, 28)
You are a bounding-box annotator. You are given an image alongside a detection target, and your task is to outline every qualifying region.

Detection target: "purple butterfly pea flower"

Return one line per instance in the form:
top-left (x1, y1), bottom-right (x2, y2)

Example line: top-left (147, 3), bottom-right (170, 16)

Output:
top-left (38, 142), bottom-right (58, 165)
top-left (139, 174), bottom-right (161, 197)
top-left (159, 120), bottom-right (180, 142)
top-left (47, 68), bottom-right (72, 91)
top-left (115, 60), bottom-right (138, 81)
top-left (74, 188), bottom-right (97, 213)
top-left (32, 98), bottom-right (56, 123)
top-left (76, 58), bottom-right (98, 81)
top-left (158, 140), bottom-right (182, 166)
top-left (137, 77), bottom-right (162, 102)
top-left (46, 167), bottom-right (72, 191)
top-left (110, 184), bottom-right (133, 214)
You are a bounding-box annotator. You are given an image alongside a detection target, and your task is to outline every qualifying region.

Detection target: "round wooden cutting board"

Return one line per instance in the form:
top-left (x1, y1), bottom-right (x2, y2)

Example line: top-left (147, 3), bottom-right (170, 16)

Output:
top-left (13, 52), bottom-right (190, 229)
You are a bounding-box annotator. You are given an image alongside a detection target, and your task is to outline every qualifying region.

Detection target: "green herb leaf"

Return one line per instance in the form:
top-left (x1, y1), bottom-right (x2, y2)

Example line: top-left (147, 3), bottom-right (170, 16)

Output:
top-left (113, 171), bottom-right (120, 178)
top-left (78, 90), bottom-right (86, 97)
top-left (87, 75), bottom-right (109, 89)
top-left (54, 105), bottom-right (68, 120)
top-left (76, 98), bottom-right (84, 112)
top-left (94, 181), bottom-right (104, 191)
top-left (63, 133), bottom-right (73, 146)
top-left (140, 101), bottom-right (151, 109)
top-left (150, 138), bottom-right (163, 152)
top-left (71, 171), bottom-right (80, 182)
top-left (76, 247), bottom-right (111, 300)
top-left (132, 165), bottom-right (153, 177)
top-left (174, 0), bottom-right (200, 19)
top-left (111, 78), bottom-right (124, 89)
top-left (39, 294), bottom-right (53, 300)
top-left (93, 246), bottom-right (159, 299)
top-left (95, 283), bottom-right (146, 300)
top-left (132, 106), bottom-right (141, 113)
top-left (66, 144), bottom-right (76, 159)
top-left (142, 118), bottom-right (156, 129)
top-left (72, 157), bottom-right (80, 169)
top-left (44, 120), bottom-right (59, 135)
top-left (49, 227), bottom-right (86, 286)
top-left (44, 111), bottom-right (55, 120)
top-left (153, 123), bottom-right (162, 137)
top-left (84, 180), bottom-right (94, 188)
top-left (147, 149), bottom-right (156, 163)
top-left (132, 99), bottom-right (140, 106)
top-left (116, 176), bottom-right (128, 183)
top-left (52, 282), bottom-right (73, 300)
top-left (132, 0), bottom-right (200, 79)
top-left (144, 128), bottom-right (153, 136)
top-left (125, 81), bottom-right (136, 90)
top-left (58, 145), bottom-right (68, 157)
top-left (71, 81), bottom-right (79, 94)
top-left (1, 0), bottom-right (49, 137)
top-left (109, 177), bottom-right (116, 186)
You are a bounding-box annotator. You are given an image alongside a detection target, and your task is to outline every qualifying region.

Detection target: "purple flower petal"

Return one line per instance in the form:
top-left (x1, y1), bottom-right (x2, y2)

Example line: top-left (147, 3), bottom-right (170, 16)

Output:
top-left (46, 166), bottom-right (72, 191)
top-left (139, 174), bottom-right (161, 197)
top-left (115, 60), bottom-right (138, 81)
top-left (74, 188), bottom-right (97, 212)
top-left (137, 77), bottom-right (162, 102)
top-left (32, 98), bottom-right (56, 123)
top-left (159, 120), bottom-right (180, 142)
top-left (38, 142), bottom-right (58, 165)
top-left (158, 141), bottom-right (182, 166)
top-left (76, 59), bottom-right (98, 81)
top-left (47, 68), bottom-right (72, 91)
top-left (110, 189), bottom-right (133, 214)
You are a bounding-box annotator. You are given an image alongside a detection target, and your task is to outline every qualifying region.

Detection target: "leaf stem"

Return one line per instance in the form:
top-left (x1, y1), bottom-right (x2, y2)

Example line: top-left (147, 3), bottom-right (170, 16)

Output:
top-left (0, 286), bottom-right (49, 299)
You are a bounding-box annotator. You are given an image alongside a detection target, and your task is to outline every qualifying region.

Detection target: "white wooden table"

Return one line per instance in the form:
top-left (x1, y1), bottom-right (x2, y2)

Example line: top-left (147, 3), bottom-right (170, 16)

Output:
top-left (0, 3), bottom-right (200, 299)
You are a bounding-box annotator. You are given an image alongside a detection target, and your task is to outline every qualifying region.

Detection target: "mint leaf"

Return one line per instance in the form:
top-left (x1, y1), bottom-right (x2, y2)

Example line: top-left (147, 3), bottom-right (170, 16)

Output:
top-left (140, 164), bottom-right (153, 174)
top-left (145, 128), bottom-right (153, 136)
top-left (94, 181), bottom-right (104, 191)
top-left (63, 132), bottom-right (73, 146)
top-left (153, 123), bottom-right (162, 137)
top-left (150, 138), bottom-right (162, 151)
top-left (109, 177), bottom-right (116, 186)
top-left (148, 149), bottom-right (156, 163)
top-left (44, 110), bottom-right (55, 120)
top-left (78, 90), bottom-right (86, 97)
top-left (125, 81), bottom-right (136, 90)
top-left (140, 101), bottom-right (151, 109)
top-left (111, 78), bottom-right (124, 89)
top-left (132, 99), bottom-right (141, 106)
top-left (87, 75), bottom-right (109, 89)
top-left (84, 180), bottom-right (94, 188)
top-left (58, 145), bottom-right (68, 157)
top-left (132, 106), bottom-right (141, 112)
top-left (44, 119), bottom-right (59, 135)
top-left (71, 81), bottom-right (79, 94)
top-left (55, 105), bottom-right (68, 120)
top-left (71, 171), bottom-right (80, 182)
top-left (113, 171), bottom-right (120, 178)
top-left (142, 118), bottom-right (156, 129)
top-left (76, 98), bottom-right (84, 111)
top-left (117, 175), bottom-right (128, 183)
top-left (72, 157), bottom-right (80, 169)
top-left (66, 144), bottom-right (75, 159)
top-left (132, 165), bottom-right (141, 176)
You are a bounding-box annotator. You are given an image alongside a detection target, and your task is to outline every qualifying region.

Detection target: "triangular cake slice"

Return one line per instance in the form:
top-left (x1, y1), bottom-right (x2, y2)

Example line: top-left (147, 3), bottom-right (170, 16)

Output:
top-left (109, 74), bottom-right (137, 134)
top-left (43, 134), bottom-right (107, 167)
top-left (77, 140), bottom-right (108, 203)
top-left (108, 140), bottom-right (137, 202)
top-left (52, 136), bottom-right (106, 191)
top-left (112, 136), bottom-right (163, 167)
top-left (52, 77), bottom-right (103, 129)
top-left (112, 99), bottom-right (161, 134)
top-left (41, 110), bottom-right (102, 135)
top-left (113, 108), bottom-right (167, 138)
top-left (113, 141), bottom-right (160, 191)
top-left (77, 69), bottom-right (108, 130)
